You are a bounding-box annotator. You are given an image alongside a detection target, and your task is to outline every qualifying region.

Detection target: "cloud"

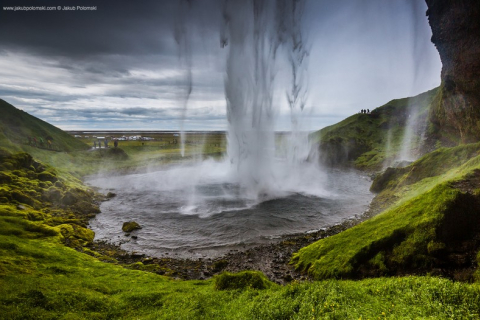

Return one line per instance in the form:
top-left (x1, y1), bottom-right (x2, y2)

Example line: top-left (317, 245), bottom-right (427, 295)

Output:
top-left (0, 0), bottom-right (441, 131)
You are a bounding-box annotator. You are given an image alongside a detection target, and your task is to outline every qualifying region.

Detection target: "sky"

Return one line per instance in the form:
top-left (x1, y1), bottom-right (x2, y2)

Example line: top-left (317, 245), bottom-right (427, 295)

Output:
top-left (0, 0), bottom-right (442, 131)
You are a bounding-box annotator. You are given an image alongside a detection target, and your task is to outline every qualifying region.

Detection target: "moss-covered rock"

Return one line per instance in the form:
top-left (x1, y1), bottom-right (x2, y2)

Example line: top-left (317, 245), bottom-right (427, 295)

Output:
top-left (42, 187), bottom-right (63, 203)
top-left (0, 151), bottom-right (101, 249)
top-left (37, 171), bottom-right (58, 183)
top-left (122, 221), bottom-right (142, 232)
top-left (71, 200), bottom-right (101, 215)
top-left (370, 167), bottom-right (398, 192)
top-left (61, 191), bottom-right (78, 206)
top-left (0, 172), bottom-right (12, 184)
top-left (56, 223), bottom-right (95, 246)
top-left (106, 192), bottom-right (116, 199)
top-left (54, 181), bottom-right (64, 189)
top-left (10, 190), bottom-right (36, 206)
top-left (214, 271), bottom-right (274, 290)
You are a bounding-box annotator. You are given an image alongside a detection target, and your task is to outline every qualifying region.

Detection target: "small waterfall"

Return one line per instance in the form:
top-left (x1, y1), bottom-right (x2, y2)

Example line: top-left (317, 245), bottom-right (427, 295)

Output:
top-left (382, 128), bottom-right (394, 169)
top-left (397, 99), bottom-right (429, 163)
top-left (396, 0), bottom-right (435, 164)
top-left (398, 101), bottom-right (418, 162)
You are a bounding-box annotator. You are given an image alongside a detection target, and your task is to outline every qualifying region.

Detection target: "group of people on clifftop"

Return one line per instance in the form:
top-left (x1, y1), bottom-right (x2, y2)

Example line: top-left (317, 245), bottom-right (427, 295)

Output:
top-left (360, 109), bottom-right (370, 114)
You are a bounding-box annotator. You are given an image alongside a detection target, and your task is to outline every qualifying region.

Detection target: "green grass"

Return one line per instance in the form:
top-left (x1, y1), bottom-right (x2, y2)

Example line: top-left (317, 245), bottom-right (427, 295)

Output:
top-left (1, 221), bottom-right (480, 319)
top-left (2, 142), bottom-right (480, 319)
top-left (292, 142), bottom-right (480, 280)
top-left (0, 99), bottom-right (88, 152)
top-left (214, 271), bottom-right (275, 290)
top-left (311, 88), bottom-right (438, 170)
top-left (12, 132), bottom-right (227, 179)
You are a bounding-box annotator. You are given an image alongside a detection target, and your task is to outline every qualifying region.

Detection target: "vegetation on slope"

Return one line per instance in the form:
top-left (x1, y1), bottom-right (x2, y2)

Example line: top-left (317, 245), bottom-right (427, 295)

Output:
top-left (2, 216), bottom-right (480, 319)
top-left (292, 142), bottom-right (480, 281)
top-left (0, 148), bottom-right (102, 250)
top-left (310, 88), bottom-right (438, 170)
top-left (2, 144), bottom-right (478, 318)
top-left (0, 99), bottom-right (88, 152)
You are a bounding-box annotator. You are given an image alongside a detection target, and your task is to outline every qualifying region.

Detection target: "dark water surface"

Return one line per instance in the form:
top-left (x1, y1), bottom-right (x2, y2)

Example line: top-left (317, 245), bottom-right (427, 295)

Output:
top-left (87, 163), bottom-right (373, 258)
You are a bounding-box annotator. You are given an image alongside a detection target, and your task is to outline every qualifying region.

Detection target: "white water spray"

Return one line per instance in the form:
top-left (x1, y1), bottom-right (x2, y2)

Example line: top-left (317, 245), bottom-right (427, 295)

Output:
top-left (220, 0), bottom-right (312, 200)
top-left (175, 0), bottom-right (193, 157)
top-left (168, 0), bottom-right (332, 217)
top-left (398, 99), bottom-right (429, 162)
top-left (396, 0), bottom-right (435, 163)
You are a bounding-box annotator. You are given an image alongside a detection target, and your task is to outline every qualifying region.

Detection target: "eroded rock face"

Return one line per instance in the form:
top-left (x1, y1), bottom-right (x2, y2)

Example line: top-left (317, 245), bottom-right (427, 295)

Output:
top-left (426, 0), bottom-right (480, 143)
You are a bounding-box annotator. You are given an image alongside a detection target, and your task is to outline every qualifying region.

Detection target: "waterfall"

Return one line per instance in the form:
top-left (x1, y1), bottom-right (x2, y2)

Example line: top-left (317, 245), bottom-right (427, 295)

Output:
top-left (221, 0), bottom-right (310, 199)
top-left (174, 0), bottom-right (321, 208)
top-left (398, 99), bottom-right (429, 163)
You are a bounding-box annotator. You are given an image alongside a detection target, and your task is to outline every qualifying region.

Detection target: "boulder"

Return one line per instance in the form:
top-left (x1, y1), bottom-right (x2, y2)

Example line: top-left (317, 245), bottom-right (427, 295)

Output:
top-left (122, 221), bottom-right (142, 232)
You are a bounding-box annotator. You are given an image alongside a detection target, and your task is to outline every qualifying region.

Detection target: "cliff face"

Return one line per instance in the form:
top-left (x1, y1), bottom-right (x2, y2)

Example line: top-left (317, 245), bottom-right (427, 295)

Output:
top-left (426, 0), bottom-right (480, 143)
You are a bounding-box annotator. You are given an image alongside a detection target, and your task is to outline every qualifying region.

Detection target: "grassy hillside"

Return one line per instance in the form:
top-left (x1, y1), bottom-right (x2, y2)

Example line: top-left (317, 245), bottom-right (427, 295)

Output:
top-left (0, 100), bottom-right (228, 180)
top-left (2, 137), bottom-right (479, 318)
top-left (0, 99), bottom-right (88, 152)
top-left (310, 88), bottom-right (438, 170)
top-left (292, 142), bottom-right (480, 281)
top-left (2, 203), bottom-right (480, 318)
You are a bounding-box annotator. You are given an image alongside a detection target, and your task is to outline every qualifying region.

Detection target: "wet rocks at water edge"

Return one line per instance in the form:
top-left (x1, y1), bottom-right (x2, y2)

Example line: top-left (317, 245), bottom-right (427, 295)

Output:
top-left (122, 221), bottom-right (142, 233)
top-left (106, 192), bottom-right (116, 199)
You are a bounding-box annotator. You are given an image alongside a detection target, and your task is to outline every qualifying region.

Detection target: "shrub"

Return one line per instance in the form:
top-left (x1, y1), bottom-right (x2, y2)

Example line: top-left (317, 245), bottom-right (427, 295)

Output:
top-left (214, 271), bottom-right (274, 290)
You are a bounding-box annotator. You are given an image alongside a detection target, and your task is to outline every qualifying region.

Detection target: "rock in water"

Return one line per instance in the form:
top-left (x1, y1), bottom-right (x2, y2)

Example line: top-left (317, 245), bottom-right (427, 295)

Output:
top-left (106, 192), bottom-right (116, 199)
top-left (122, 221), bottom-right (142, 232)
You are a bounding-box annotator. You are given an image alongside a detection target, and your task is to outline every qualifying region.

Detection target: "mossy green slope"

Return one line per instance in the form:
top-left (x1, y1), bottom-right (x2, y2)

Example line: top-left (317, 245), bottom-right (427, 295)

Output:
top-left (311, 88), bottom-right (438, 170)
top-left (0, 148), bottom-right (102, 249)
top-left (0, 99), bottom-right (88, 152)
top-left (0, 133), bottom-right (479, 319)
top-left (292, 142), bottom-right (480, 281)
top-left (1, 217), bottom-right (480, 319)
top-left (1, 146), bottom-right (479, 318)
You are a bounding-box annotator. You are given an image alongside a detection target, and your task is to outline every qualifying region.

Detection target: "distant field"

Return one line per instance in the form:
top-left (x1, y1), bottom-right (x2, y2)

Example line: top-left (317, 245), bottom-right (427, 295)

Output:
top-left (58, 131), bottom-right (227, 176)
top-left (18, 130), bottom-right (312, 179)
top-left (68, 131), bottom-right (227, 156)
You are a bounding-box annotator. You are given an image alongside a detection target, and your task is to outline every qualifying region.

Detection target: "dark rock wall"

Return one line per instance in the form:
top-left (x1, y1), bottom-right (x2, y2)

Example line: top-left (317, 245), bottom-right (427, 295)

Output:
top-left (426, 0), bottom-right (480, 143)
